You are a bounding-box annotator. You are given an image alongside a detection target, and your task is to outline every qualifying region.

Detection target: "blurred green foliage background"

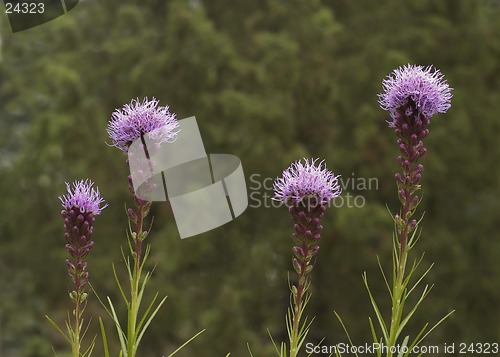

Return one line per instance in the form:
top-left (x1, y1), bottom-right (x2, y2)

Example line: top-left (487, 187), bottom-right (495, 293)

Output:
top-left (0, 0), bottom-right (499, 356)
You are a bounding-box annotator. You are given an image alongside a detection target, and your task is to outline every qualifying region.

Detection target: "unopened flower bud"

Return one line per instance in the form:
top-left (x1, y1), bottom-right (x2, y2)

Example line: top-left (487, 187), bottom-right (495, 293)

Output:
top-left (292, 258), bottom-right (302, 274)
top-left (127, 208), bottom-right (137, 223)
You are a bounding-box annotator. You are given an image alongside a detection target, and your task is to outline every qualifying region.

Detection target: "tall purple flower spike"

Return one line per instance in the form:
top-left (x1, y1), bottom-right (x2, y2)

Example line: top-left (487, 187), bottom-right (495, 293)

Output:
top-left (274, 159), bottom-right (341, 316)
top-left (379, 64), bottom-right (452, 248)
top-left (59, 180), bottom-right (107, 298)
top-left (107, 97), bottom-right (179, 154)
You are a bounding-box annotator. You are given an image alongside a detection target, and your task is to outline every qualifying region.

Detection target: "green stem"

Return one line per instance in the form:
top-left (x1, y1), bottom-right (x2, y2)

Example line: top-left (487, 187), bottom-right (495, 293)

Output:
top-left (289, 269), bottom-right (306, 357)
top-left (386, 245), bottom-right (409, 357)
top-left (72, 295), bottom-right (81, 357)
top-left (127, 201), bottom-right (144, 357)
top-left (70, 261), bottom-right (85, 357)
top-left (289, 243), bottom-right (311, 357)
top-left (127, 260), bottom-right (141, 357)
top-left (386, 184), bottom-right (413, 356)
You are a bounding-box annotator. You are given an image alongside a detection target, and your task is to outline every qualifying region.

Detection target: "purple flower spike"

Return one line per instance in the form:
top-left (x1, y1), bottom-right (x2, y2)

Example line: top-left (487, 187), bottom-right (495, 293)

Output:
top-left (274, 158), bottom-right (340, 263)
top-left (107, 97), bottom-right (179, 154)
top-left (379, 64), bottom-right (452, 124)
top-left (379, 65), bottom-right (452, 248)
top-left (275, 159), bottom-right (341, 337)
top-left (59, 180), bottom-right (106, 298)
top-left (273, 158), bottom-right (341, 207)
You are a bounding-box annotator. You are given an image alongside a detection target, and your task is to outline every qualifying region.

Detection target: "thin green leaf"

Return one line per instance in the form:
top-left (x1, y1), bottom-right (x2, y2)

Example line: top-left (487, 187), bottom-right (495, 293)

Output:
top-left (51, 345), bottom-right (58, 357)
top-left (408, 222), bottom-right (424, 248)
top-left (134, 296), bottom-right (168, 352)
top-left (401, 254), bottom-right (426, 292)
top-left (395, 285), bottom-right (433, 340)
top-left (247, 342), bottom-right (254, 357)
top-left (410, 310), bottom-right (455, 352)
top-left (112, 263), bottom-right (129, 305)
top-left (45, 315), bottom-right (71, 344)
top-left (120, 247), bottom-right (133, 288)
top-left (80, 317), bottom-right (92, 340)
top-left (136, 268), bottom-right (154, 310)
top-left (166, 329), bottom-right (205, 357)
top-left (397, 336), bottom-right (409, 357)
top-left (297, 316), bottom-right (315, 351)
top-left (140, 244), bottom-right (152, 271)
top-left (286, 308), bottom-right (293, 341)
top-left (404, 323), bottom-right (429, 357)
top-left (362, 272), bottom-right (389, 343)
top-left (267, 329), bottom-right (285, 357)
top-left (333, 311), bottom-right (359, 357)
top-left (90, 284), bottom-right (117, 321)
top-left (82, 335), bottom-right (97, 357)
top-left (368, 317), bottom-right (382, 357)
top-left (99, 317), bottom-right (110, 357)
top-left (136, 291), bottom-right (160, 333)
top-left (107, 296), bottom-right (128, 357)
top-left (406, 262), bottom-right (434, 297)
top-left (310, 337), bottom-right (325, 357)
top-left (377, 255), bottom-right (392, 297)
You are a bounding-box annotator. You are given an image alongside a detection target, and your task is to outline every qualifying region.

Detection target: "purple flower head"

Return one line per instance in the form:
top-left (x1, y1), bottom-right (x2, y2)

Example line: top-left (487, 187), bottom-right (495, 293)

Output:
top-left (59, 179), bottom-right (107, 215)
top-left (107, 97), bottom-right (179, 154)
top-left (273, 158), bottom-right (341, 206)
top-left (59, 180), bottom-right (106, 294)
top-left (378, 64), bottom-right (452, 124)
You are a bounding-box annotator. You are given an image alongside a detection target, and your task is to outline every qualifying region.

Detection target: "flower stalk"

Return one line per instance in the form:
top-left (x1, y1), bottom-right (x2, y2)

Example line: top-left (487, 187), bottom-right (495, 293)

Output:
top-left (102, 97), bottom-right (202, 357)
top-left (125, 176), bottom-right (152, 357)
top-left (273, 158), bottom-right (341, 357)
top-left (47, 180), bottom-right (107, 357)
top-left (288, 203), bottom-right (325, 357)
top-left (376, 64), bottom-right (453, 355)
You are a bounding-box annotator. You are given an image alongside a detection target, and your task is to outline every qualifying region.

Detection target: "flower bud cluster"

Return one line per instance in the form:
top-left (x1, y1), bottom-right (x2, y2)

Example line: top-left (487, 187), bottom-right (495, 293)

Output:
top-left (59, 180), bottom-right (106, 302)
top-left (379, 64), bottom-right (452, 245)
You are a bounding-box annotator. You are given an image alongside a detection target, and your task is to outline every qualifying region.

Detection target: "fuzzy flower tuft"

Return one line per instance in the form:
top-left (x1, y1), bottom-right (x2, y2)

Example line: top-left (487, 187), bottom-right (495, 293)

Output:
top-left (59, 180), bottom-right (107, 215)
top-left (107, 97), bottom-right (179, 153)
top-left (378, 64), bottom-right (452, 123)
top-left (273, 158), bottom-right (341, 206)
